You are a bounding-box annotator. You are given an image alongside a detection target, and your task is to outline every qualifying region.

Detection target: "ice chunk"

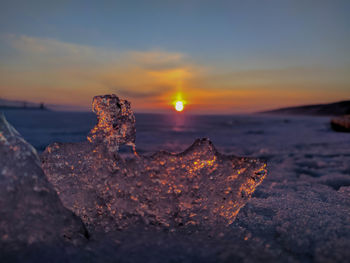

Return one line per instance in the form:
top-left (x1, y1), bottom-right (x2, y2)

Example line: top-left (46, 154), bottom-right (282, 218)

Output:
top-left (0, 113), bottom-right (88, 249)
top-left (41, 95), bottom-right (267, 232)
top-left (331, 115), bottom-right (350, 132)
top-left (87, 94), bottom-right (136, 152)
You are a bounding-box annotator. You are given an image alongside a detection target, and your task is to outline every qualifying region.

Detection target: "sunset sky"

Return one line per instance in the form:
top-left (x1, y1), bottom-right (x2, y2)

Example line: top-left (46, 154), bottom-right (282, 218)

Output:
top-left (0, 0), bottom-right (349, 113)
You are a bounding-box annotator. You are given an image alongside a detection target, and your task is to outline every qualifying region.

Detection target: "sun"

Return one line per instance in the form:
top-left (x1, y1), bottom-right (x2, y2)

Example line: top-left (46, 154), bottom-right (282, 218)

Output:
top-left (175, 100), bottom-right (184, 112)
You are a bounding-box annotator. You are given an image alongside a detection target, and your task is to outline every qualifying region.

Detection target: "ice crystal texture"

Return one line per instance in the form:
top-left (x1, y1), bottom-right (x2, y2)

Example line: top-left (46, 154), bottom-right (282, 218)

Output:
top-left (0, 114), bottom-right (87, 249)
top-left (87, 94), bottom-right (136, 152)
top-left (41, 95), bottom-right (267, 232)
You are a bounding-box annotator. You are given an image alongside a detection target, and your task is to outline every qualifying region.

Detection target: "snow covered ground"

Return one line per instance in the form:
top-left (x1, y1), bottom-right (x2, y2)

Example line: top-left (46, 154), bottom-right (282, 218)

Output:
top-left (2, 109), bottom-right (350, 262)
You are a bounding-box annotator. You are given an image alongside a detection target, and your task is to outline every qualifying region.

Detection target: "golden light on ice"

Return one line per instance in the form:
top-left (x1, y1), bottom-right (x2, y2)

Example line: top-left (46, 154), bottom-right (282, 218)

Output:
top-left (175, 101), bottom-right (184, 112)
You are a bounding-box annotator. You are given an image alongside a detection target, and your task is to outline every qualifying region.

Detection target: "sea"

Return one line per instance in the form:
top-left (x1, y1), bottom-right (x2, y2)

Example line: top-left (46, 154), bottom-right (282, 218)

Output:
top-left (1, 109), bottom-right (349, 156)
top-left (3, 108), bottom-right (350, 185)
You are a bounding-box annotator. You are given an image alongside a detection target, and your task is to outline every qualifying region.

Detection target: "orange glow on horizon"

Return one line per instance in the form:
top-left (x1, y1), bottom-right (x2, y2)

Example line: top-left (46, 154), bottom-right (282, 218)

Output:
top-left (1, 35), bottom-right (349, 114)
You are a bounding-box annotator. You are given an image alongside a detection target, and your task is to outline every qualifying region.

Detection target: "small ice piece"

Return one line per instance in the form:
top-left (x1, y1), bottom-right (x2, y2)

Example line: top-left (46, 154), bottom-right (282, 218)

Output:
top-left (87, 94), bottom-right (136, 152)
top-left (0, 114), bottom-right (88, 248)
top-left (331, 115), bottom-right (350, 132)
top-left (41, 94), bottom-right (267, 232)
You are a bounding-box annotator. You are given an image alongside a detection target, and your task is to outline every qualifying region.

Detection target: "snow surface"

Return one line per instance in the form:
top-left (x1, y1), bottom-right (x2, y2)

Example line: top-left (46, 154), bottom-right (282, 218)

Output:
top-left (1, 109), bottom-right (350, 262)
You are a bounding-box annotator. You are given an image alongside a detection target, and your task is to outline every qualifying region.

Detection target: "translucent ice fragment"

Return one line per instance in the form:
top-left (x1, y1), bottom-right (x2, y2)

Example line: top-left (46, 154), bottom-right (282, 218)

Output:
top-left (41, 95), bottom-right (267, 232)
top-left (87, 94), bottom-right (136, 152)
top-left (0, 114), bottom-right (87, 248)
top-left (331, 115), bottom-right (350, 132)
top-left (43, 138), bottom-right (266, 232)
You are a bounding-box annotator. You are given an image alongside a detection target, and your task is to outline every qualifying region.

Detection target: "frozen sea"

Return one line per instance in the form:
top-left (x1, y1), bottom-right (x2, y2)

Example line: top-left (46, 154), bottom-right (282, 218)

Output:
top-left (2, 109), bottom-right (350, 262)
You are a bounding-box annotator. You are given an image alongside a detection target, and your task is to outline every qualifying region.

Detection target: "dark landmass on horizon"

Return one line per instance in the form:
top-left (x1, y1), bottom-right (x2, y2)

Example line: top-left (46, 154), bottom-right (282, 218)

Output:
top-left (0, 98), bottom-right (48, 111)
top-left (0, 105), bottom-right (48, 110)
top-left (260, 100), bottom-right (350, 116)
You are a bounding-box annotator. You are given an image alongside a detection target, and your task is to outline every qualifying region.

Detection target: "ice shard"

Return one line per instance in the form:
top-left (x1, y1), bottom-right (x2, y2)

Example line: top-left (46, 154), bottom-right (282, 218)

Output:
top-left (87, 94), bottom-right (136, 152)
top-left (0, 114), bottom-right (88, 249)
top-left (41, 94), bottom-right (267, 232)
top-left (331, 115), bottom-right (350, 132)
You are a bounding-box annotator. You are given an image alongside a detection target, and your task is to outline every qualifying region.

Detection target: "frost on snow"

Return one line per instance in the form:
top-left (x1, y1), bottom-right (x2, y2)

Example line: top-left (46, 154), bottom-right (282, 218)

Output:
top-left (41, 94), bottom-right (267, 232)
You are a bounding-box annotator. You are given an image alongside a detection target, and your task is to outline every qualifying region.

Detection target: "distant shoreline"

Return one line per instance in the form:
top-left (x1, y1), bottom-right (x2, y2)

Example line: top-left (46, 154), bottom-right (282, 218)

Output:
top-left (0, 105), bottom-right (49, 111)
top-left (260, 100), bottom-right (350, 116)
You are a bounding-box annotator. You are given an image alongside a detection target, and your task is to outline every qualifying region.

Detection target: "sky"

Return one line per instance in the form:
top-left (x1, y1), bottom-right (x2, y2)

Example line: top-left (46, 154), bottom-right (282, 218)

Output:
top-left (0, 0), bottom-right (349, 113)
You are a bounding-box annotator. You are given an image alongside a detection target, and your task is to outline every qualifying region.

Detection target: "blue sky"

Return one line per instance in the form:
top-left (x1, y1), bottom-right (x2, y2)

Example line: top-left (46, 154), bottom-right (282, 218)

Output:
top-left (0, 0), bottom-right (349, 112)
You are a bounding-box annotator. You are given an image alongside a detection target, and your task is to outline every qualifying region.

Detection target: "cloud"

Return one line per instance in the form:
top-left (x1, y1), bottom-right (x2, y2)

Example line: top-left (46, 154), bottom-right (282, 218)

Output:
top-left (0, 35), bottom-right (201, 111)
top-left (111, 85), bottom-right (172, 99)
top-left (128, 50), bottom-right (186, 71)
